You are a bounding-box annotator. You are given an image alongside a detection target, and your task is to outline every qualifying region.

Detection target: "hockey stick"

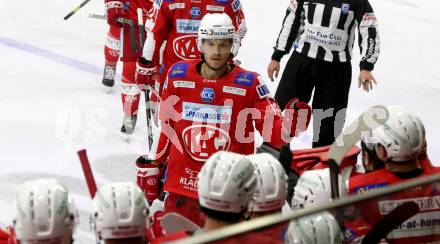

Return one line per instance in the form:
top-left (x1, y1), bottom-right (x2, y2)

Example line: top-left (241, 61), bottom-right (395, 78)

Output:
top-left (77, 149), bottom-right (98, 198)
top-left (64, 0), bottom-right (92, 20)
top-left (137, 8), bottom-right (153, 150)
top-left (362, 201), bottom-right (420, 243)
top-left (328, 105), bottom-right (389, 199)
top-left (116, 18), bottom-right (137, 53)
top-left (161, 212), bottom-right (201, 234)
top-left (327, 105), bottom-right (389, 230)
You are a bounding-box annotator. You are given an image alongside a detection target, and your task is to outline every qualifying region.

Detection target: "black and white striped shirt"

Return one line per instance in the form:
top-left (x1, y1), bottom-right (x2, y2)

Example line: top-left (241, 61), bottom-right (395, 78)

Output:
top-left (272, 0), bottom-right (380, 70)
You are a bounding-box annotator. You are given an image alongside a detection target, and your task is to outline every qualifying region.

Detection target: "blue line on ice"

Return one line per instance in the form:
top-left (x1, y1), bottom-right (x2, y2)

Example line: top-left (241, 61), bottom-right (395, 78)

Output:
top-left (0, 36), bottom-right (102, 75)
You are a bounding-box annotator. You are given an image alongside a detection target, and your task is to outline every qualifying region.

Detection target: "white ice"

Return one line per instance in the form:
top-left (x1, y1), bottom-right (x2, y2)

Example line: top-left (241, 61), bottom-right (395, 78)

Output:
top-left (1, 0), bottom-right (439, 242)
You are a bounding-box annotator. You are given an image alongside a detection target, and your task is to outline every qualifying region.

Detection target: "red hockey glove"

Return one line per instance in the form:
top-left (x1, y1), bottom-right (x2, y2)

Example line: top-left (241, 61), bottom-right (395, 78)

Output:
top-left (283, 98), bottom-right (312, 136)
top-left (136, 156), bottom-right (160, 203)
top-left (135, 58), bottom-right (157, 90)
top-left (105, 0), bottom-right (125, 28)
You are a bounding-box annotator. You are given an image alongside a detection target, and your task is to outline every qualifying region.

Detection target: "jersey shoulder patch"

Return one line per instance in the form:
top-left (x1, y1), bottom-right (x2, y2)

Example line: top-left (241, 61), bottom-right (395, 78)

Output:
top-left (214, 0), bottom-right (230, 5)
top-left (256, 75), bottom-right (271, 99)
top-left (233, 71), bottom-right (255, 87)
top-left (169, 62), bottom-right (189, 78)
top-left (231, 0), bottom-right (241, 12)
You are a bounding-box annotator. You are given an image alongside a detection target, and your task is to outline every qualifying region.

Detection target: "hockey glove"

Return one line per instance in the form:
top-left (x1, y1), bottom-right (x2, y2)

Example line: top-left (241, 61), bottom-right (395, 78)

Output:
top-left (135, 57), bottom-right (157, 91)
top-left (136, 156), bottom-right (161, 203)
top-left (105, 0), bottom-right (125, 28)
top-left (283, 98), bottom-right (312, 137)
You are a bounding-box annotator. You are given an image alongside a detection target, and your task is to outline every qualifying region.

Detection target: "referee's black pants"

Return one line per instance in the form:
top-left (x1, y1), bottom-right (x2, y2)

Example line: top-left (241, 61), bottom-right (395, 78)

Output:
top-left (275, 51), bottom-right (352, 148)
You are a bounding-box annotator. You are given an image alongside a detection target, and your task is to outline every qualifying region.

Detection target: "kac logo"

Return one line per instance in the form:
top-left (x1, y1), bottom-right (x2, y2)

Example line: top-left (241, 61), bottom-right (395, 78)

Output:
top-left (182, 125), bottom-right (231, 161)
top-left (173, 35), bottom-right (199, 60)
top-left (201, 87), bottom-right (215, 103)
top-left (190, 7), bottom-right (201, 18)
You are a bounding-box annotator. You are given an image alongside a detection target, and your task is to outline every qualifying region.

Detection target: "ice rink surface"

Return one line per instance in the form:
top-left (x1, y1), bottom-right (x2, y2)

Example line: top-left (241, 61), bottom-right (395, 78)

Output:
top-left (1, 0), bottom-right (439, 242)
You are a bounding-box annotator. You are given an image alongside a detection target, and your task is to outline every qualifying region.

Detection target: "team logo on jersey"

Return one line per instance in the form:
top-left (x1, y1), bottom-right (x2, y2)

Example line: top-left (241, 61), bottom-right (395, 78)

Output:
top-left (256, 84), bottom-right (270, 99)
top-left (169, 62), bottom-right (189, 78)
top-left (341, 3), bottom-right (350, 14)
top-left (182, 125), bottom-right (231, 161)
top-left (201, 87), bottom-right (216, 103)
top-left (176, 19), bottom-right (200, 33)
top-left (232, 0), bottom-right (241, 12)
top-left (173, 35), bottom-right (199, 60)
top-left (190, 7), bottom-right (201, 18)
top-left (234, 72), bottom-right (255, 87)
top-left (216, 0), bottom-right (228, 4)
top-left (182, 102), bottom-right (232, 124)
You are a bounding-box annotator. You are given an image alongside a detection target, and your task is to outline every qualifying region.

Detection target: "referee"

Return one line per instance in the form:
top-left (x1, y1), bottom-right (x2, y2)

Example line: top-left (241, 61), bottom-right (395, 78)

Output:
top-left (268, 0), bottom-right (380, 147)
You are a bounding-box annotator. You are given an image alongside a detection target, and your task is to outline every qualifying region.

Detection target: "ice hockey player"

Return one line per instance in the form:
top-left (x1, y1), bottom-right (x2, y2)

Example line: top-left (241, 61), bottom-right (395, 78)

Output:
top-left (151, 151), bottom-right (257, 243)
top-left (244, 153), bottom-right (288, 242)
top-left (284, 211), bottom-right (343, 244)
top-left (135, 0), bottom-right (247, 123)
top-left (104, 0), bottom-right (153, 133)
top-left (349, 107), bottom-right (440, 243)
top-left (102, 24), bottom-right (121, 90)
top-left (92, 181), bottom-right (149, 244)
top-left (4, 178), bottom-right (77, 244)
top-left (137, 13), bottom-right (312, 226)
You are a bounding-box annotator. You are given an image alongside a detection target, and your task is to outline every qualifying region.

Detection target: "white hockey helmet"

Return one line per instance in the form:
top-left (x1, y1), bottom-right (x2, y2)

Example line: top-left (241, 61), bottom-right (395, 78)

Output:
top-left (369, 105), bottom-right (425, 162)
top-left (246, 153), bottom-right (287, 212)
top-left (197, 13), bottom-right (240, 56)
top-left (198, 151), bottom-right (257, 214)
top-left (12, 178), bottom-right (76, 244)
top-left (285, 211), bottom-right (343, 244)
top-left (291, 168), bottom-right (347, 210)
top-left (92, 181), bottom-right (149, 240)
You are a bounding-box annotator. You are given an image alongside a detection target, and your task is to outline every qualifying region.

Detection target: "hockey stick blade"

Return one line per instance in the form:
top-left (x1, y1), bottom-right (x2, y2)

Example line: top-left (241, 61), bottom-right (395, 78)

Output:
top-left (77, 149), bottom-right (98, 198)
top-left (89, 13), bottom-right (106, 20)
top-left (329, 105), bottom-right (389, 199)
top-left (362, 201), bottom-right (420, 244)
top-left (161, 212), bottom-right (201, 234)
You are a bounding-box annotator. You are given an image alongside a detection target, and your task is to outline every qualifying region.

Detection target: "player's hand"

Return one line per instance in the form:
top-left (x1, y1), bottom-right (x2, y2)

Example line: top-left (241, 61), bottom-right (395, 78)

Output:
top-left (136, 156), bottom-right (161, 203)
top-left (358, 70), bottom-right (377, 92)
top-left (267, 60), bottom-right (280, 81)
top-left (105, 0), bottom-right (125, 28)
top-left (136, 57), bottom-right (157, 91)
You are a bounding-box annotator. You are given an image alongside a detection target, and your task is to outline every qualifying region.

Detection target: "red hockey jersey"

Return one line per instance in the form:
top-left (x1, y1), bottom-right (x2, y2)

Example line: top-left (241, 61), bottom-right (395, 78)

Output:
top-left (143, 0), bottom-right (246, 82)
top-left (349, 167), bottom-right (440, 243)
top-left (152, 60), bottom-right (305, 199)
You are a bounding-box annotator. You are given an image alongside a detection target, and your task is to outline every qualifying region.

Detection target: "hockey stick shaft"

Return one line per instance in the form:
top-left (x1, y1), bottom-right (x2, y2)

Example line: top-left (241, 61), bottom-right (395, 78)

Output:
top-left (77, 149), bottom-right (98, 198)
top-left (116, 18), bottom-right (137, 53)
top-left (64, 0), bottom-right (92, 20)
top-left (137, 8), bottom-right (153, 150)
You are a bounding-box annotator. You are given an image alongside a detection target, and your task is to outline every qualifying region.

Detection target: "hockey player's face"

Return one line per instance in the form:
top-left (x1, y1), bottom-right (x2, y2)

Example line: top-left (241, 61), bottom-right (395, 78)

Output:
top-left (202, 39), bottom-right (232, 70)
